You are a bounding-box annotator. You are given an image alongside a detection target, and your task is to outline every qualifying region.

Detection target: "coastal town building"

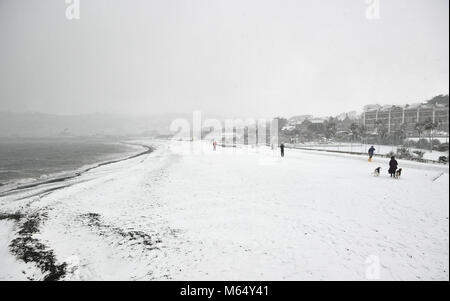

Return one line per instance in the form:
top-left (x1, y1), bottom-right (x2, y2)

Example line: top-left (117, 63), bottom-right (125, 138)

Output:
top-left (362, 101), bottom-right (449, 136)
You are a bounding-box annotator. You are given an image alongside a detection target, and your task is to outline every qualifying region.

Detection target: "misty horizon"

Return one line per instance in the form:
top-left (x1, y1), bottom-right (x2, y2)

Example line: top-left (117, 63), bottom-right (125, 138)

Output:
top-left (1, 92), bottom-right (449, 120)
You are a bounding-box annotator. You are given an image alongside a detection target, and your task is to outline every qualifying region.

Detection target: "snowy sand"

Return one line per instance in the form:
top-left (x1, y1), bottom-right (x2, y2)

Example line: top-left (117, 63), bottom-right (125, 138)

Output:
top-left (0, 140), bottom-right (448, 281)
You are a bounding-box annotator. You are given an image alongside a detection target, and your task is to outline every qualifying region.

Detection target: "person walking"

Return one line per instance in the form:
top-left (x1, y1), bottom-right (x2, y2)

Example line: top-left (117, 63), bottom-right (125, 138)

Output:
top-left (213, 140), bottom-right (217, 151)
top-left (280, 143), bottom-right (285, 157)
top-left (368, 145), bottom-right (376, 162)
top-left (389, 156), bottom-right (398, 178)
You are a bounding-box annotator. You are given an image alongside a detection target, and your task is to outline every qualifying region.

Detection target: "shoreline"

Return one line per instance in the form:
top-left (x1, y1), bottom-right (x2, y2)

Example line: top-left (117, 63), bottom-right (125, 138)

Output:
top-left (0, 143), bottom-right (154, 197)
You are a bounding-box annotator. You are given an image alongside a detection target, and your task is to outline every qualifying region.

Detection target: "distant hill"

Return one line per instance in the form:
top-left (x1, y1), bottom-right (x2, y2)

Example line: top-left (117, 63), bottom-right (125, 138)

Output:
top-left (0, 112), bottom-right (178, 138)
top-left (426, 95), bottom-right (449, 107)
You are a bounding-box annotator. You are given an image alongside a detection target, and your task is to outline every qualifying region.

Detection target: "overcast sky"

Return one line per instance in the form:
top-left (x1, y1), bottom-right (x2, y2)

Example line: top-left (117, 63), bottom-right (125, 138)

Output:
top-left (0, 0), bottom-right (448, 118)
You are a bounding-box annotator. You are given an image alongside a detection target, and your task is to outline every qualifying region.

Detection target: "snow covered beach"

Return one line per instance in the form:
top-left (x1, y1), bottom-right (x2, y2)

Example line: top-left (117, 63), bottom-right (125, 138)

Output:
top-left (0, 140), bottom-right (448, 281)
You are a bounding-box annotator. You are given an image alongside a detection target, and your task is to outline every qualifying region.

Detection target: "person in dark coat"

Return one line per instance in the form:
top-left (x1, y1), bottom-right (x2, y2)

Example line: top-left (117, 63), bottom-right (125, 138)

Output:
top-left (388, 156), bottom-right (398, 177)
top-left (280, 143), bottom-right (285, 157)
top-left (368, 146), bottom-right (375, 161)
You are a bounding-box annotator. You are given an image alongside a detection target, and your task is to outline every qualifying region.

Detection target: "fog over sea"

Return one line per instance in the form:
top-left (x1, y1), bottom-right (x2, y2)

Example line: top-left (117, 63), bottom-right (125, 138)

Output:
top-left (0, 138), bottom-right (140, 186)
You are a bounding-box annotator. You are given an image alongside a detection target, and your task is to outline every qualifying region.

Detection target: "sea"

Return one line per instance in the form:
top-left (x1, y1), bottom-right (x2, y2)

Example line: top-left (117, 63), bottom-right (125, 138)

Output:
top-left (0, 137), bottom-right (141, 188)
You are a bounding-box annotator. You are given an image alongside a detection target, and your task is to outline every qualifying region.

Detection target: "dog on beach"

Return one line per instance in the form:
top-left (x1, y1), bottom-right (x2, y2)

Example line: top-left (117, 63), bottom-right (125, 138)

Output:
top-left (394, 168), bottom-right (402, 179)
top-left (373, 167), bottom-right (381, 177)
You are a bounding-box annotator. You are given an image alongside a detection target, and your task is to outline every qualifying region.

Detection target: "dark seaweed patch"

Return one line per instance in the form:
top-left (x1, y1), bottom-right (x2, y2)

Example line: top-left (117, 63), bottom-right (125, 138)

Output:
top-left (79, 213), bottom-right (162, 249)
top-left (0, 212), bottom-right (24, 221)
top-left (8, 212), bottom-right (67, 281)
